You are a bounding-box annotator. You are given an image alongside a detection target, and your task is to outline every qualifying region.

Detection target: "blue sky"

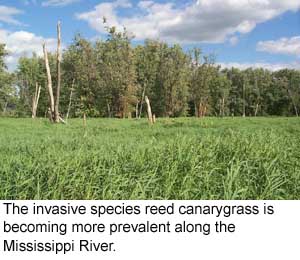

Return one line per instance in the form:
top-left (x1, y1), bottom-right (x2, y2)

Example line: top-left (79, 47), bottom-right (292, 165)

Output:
top-left (0, 0), bottom-right (299, 71)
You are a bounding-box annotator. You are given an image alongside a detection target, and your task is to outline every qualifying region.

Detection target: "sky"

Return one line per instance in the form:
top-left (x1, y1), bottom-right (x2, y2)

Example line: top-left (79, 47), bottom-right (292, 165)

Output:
top-left (0, 0), bottom-right (299, 71)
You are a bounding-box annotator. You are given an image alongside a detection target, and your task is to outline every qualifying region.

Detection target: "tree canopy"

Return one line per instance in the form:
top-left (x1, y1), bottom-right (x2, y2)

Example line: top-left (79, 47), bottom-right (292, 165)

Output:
top-left (1, 26), bottom-right (300, 118)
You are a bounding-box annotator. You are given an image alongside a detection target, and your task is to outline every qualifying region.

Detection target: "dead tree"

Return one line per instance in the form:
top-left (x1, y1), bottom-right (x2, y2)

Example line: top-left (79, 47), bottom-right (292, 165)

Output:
top-left (254, 102), bottom-right (259, 117)
top-left (135, 102), bottom-right (139, 119)
top-left (32, 82), bottom-right (41, 118)
top-left (43, 21), bottom-right (65, 123)
top-left (55, 21), bottom-right (62, 123)
top-left (152, 114), bottom-right (156, 123)
top-left (145, 96), bottom-right (153, 124)
top-left (43, 43), bottom-right (55, 122)
top-left (221, 97), bottom-right (225, 117)
top-left (83, 112), bottom-right (87, 128)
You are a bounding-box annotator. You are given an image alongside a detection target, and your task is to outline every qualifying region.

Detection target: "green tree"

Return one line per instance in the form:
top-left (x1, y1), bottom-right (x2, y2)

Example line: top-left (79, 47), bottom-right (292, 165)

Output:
top-left (190, 49), bottom-right (217, 117)
top-left (134, 40), bottom-right (161, 118)
top-left (0, 44), bottom-right (15, 115)
top-left (96, 25), bottom-right (137, 118)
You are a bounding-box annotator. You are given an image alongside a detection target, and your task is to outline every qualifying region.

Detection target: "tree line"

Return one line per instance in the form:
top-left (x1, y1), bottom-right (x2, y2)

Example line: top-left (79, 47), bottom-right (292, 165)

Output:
top-left (0, 24), bottom-right (300, 119)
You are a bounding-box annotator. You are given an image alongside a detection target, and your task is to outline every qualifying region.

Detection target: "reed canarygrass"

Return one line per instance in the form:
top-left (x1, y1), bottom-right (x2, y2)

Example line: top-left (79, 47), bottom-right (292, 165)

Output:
top-left (0, 117), bottom-right (299, 200)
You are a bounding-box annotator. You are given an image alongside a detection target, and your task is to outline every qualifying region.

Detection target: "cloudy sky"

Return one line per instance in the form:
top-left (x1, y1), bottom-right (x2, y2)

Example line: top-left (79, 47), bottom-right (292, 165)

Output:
top-left (0, 0), bottom-right (300, 71)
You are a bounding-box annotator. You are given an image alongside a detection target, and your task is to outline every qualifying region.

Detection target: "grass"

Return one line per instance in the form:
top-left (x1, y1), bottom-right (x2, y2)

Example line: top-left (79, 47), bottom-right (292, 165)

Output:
top-left (0, 117), bottom-right (299, 200)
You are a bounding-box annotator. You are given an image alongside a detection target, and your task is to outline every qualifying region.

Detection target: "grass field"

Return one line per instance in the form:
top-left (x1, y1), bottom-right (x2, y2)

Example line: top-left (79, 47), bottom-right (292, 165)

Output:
top-left (0, 117), bottom-right (299, 200)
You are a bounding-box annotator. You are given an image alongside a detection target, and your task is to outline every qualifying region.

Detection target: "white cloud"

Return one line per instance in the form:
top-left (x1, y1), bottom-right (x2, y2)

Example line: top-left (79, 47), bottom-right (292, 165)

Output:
top-left (0, 5), bottom-right (23, 25)
top-left (0, 29), bottom-right (57, 71)
top-left (76, 0), bottom-right (300, 43)
top-left (229, 36), bottom-right (239, 46)
top-left (76, 0), bottom-right (133, 34)
top-left (42, 0), bottom-right (81, 7)
top-left (218, 61), bottom-right (300, 71)
top-left (257, 36), bottom-right (300, 56)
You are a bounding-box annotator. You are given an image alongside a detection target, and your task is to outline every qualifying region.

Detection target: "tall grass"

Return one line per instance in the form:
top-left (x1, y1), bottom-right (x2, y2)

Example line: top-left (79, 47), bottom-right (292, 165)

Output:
top-left (0, 117), bottom-right (299, 200)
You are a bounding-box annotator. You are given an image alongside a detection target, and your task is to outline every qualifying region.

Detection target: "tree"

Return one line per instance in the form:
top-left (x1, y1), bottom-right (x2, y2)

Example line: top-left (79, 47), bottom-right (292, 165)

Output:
top-left (135, 40), bottom-right (161, 118)
top-left (209, 70), bottom-right (231, 117)
top-left (97, 24), bottom-right (137, 118)
top-left (0, 44), bottom-right (15, 115)
top-left (273, 69), bottom-right (300, 117)
top-left (190, 49), bottom-right (217, 117)
top-left (66, 35), bottom-right (101, 117)
top-left (43, 21), bottom-right (64, 123)
top-left (3, 29), bottom-right (300, 118)
top-left (154, 44), bottom-right (189, 117)
top-left (17, 55), bottom-right (45, 117)
top-left (0, 44), bottom-right (8, 72)
top-left (55, 21), bottom-right (62, 122)
top-left (0, 72), bottom-right (15, 114)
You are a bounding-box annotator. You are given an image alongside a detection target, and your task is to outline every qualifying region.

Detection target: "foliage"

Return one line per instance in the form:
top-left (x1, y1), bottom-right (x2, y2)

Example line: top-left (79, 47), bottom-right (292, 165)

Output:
top-left (0, 44), bottom-right (15, 115)
top-left (0, 43), bottom-right (8, 72)
top-left (1, 27), bottom-right (300, 118)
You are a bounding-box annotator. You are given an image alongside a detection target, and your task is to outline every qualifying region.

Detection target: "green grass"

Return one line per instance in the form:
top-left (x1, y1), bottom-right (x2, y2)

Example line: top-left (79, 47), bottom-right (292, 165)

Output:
top-left (0, 117), bottom-right (299, 200)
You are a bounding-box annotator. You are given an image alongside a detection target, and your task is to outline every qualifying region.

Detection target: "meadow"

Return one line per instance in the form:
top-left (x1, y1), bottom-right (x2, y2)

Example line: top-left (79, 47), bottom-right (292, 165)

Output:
top-left (0, 117), bottom-right (299, 200)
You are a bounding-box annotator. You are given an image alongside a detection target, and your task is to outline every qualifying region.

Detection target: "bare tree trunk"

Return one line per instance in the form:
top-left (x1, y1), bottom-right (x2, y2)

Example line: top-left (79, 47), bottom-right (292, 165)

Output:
top-left (32, 82), bottom-right (41, 118)
top-left (152, 114), bottom-right (156, 123)
top-left (31, 105), bottom-right (35, 118)
top-left (294, 104), bottom-right (299, 117)
top-left (66, 79), bottom-right (75, 120)
top-left (43, 21), bottom-right (64, 123)
top-left (198, 102), bottom-right (202, 118)
top-left (222, 97), bottom-right (225, 117)
top-left (135, 102), bottom-right (139, 119)
top-left (59, 117), bottom-right (67, 124)
top-left (32, 99), bottom-right (36, 118)
top-left (47, 108), bottom-right (53, 122)
top-left (36, 84), bottom-right (41, 113)
top-left (107, 102), bottom-right (111, 118)
top-left (145, 96), bottom-right (153, 124)
top-left (43, 43), bottom-right (55, 121)
top-left (203, 104), bottom-right (207, 118)
top-left (83, 112), bottom-right (87, 128)
top-left (55, 21), bottom-right (62, 123)
top-left (198, 102), bottom-right (207, 118)
top-left (292, 102), bottom-right (299, 117)
top-left (139, 85), bottom-right (146, 118)
top-left (254, 103), bottom-right (259, 117)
